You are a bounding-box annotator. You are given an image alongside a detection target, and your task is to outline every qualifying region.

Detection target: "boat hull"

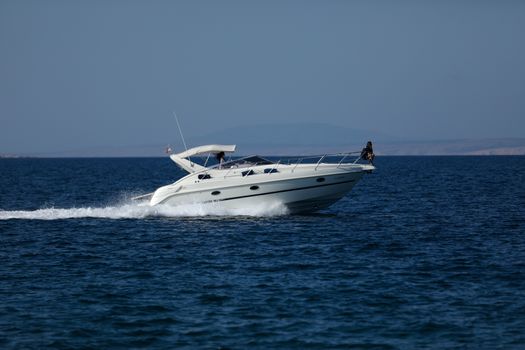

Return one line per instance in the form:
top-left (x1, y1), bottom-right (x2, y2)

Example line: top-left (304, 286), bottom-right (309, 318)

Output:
top-left (152, 171), bottom-right (364, 214)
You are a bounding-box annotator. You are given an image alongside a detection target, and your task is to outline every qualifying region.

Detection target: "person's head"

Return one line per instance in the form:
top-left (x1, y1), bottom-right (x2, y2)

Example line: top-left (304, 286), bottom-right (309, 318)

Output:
top-left (367, 141), bottom-right (372, 147)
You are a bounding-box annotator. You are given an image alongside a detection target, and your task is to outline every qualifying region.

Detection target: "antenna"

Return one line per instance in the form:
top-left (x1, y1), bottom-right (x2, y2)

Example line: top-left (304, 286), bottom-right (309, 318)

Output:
top-left (172, 111), bottom-right (193, 166)
top-left (173, 111), bottom-right (188, 152)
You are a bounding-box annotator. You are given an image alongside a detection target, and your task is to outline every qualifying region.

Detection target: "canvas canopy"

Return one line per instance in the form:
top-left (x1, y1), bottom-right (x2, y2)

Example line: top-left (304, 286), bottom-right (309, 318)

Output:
top-left (175, 144), bottom-right (236, 159)
top-left (169, 144), bottom-right (236, 173)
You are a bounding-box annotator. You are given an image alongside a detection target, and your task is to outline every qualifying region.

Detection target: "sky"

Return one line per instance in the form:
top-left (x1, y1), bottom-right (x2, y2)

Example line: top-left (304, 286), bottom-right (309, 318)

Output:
top-left (1, 0), bottom-right (524, 155)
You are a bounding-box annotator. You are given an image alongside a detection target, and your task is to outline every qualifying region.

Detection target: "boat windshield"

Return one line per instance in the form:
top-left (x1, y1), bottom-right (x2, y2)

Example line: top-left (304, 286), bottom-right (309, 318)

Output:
top-left (220, 156), bottom-right (274, 169)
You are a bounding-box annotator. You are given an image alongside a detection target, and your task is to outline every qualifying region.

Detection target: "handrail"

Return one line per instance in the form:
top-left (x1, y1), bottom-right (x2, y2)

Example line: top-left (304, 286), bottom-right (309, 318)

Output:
top-left (182, 150), bottom-right (364, 180)
top-left (223, 167), bottom-right (233, 179)
top-left (292, 158), bottom-right (303, 173)
top-left (337, 154), bottom-right (348, 167)
top-left (268, 160), bottom-right (281, 175)
top-left (286, 151), bottom-right (362, 171)
top-left (314, 155), bottom-right (326, 171)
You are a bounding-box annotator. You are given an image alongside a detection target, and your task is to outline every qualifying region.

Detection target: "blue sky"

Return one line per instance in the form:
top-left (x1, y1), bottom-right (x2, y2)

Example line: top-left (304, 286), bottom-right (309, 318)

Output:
top-left (1, 0), bottom-right (524, 154)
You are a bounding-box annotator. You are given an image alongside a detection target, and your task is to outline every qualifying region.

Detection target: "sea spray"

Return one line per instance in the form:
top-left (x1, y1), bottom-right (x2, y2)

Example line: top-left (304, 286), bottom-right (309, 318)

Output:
top-left (0, 201), bottom-right (288, 220)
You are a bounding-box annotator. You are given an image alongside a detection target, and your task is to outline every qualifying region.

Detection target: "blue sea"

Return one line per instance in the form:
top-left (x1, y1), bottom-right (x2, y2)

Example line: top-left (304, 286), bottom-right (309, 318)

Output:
top-left (1, 156), bottom-right (524, 349)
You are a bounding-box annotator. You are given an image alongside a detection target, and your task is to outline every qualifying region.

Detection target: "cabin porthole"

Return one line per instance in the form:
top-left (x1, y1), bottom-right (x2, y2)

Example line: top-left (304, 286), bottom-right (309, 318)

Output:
top-left (250, 185), bottom-right (259, 191)
top-left (211, 191), bottom-right (221, 196)
top-left (264, 168), bottom-right (279, 174)
top-left (316, 177), bottom-right (326, 183)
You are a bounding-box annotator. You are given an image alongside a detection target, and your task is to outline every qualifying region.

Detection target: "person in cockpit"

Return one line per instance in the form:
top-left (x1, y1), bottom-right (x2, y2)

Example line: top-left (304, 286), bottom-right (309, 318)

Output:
top-left (216, 151), bottom-right (225, 169)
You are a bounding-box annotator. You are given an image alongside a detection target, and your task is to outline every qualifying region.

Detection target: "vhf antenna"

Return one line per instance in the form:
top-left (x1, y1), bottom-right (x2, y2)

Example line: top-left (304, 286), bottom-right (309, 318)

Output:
top-left (172, 111), bottom-right (192, 165)
top-left (173, 111), bottom-right (188, 152)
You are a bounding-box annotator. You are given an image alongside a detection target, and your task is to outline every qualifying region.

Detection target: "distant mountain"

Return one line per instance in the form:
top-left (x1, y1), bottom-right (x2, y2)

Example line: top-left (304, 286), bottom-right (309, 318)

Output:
top-left (377, 138), bottom-right (525, 156)
top-left (188, 124), bottom-right (524, 156)
top-left (190, 122), bottom-right (392, 155)
top-left (0, 153), bottom-right (24, 158)
top-left (17, 122), bottom-right (525, 157)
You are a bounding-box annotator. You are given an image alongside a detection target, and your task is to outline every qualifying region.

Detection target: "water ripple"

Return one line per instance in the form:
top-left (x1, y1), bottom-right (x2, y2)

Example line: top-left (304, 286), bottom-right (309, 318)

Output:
top-left (0, 157), bottom-right (524, 348)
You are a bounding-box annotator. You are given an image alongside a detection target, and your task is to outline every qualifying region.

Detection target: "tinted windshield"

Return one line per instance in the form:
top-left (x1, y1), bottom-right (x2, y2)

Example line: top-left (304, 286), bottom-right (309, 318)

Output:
top-left (221, 156), bottom-right (273, 169)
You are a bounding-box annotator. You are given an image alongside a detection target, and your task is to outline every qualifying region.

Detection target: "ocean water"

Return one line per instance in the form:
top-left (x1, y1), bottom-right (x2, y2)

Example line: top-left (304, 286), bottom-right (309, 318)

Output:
top-left (0, 156), bottom-right (524, 349)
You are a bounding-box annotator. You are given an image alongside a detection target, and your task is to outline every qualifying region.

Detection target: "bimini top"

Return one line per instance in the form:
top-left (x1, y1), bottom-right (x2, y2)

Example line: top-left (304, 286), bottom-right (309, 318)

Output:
top-left (169, 144), bottom-right (236, 173)
top-left (175, 144), bottom-right (236, 159)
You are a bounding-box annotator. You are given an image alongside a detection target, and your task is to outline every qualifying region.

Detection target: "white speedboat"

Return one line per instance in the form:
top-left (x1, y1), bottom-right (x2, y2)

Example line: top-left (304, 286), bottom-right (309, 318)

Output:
top-left (140, 144), bottom-right (374, 214)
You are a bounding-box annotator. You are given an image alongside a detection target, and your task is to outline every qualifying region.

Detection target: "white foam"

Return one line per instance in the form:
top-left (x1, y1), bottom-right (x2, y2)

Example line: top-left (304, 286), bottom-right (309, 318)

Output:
top-left (0, 201), bottom-right (288, 220)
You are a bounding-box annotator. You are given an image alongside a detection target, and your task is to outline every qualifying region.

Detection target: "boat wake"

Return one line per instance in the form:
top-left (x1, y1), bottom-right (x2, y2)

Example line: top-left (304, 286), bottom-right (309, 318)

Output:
top-left (0, 201), bottom-right (288, 220)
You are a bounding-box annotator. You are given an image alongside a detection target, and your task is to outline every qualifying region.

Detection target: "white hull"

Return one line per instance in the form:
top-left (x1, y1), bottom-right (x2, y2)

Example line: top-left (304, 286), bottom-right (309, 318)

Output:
top-left (150, 163), bottom-right (369, 214)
